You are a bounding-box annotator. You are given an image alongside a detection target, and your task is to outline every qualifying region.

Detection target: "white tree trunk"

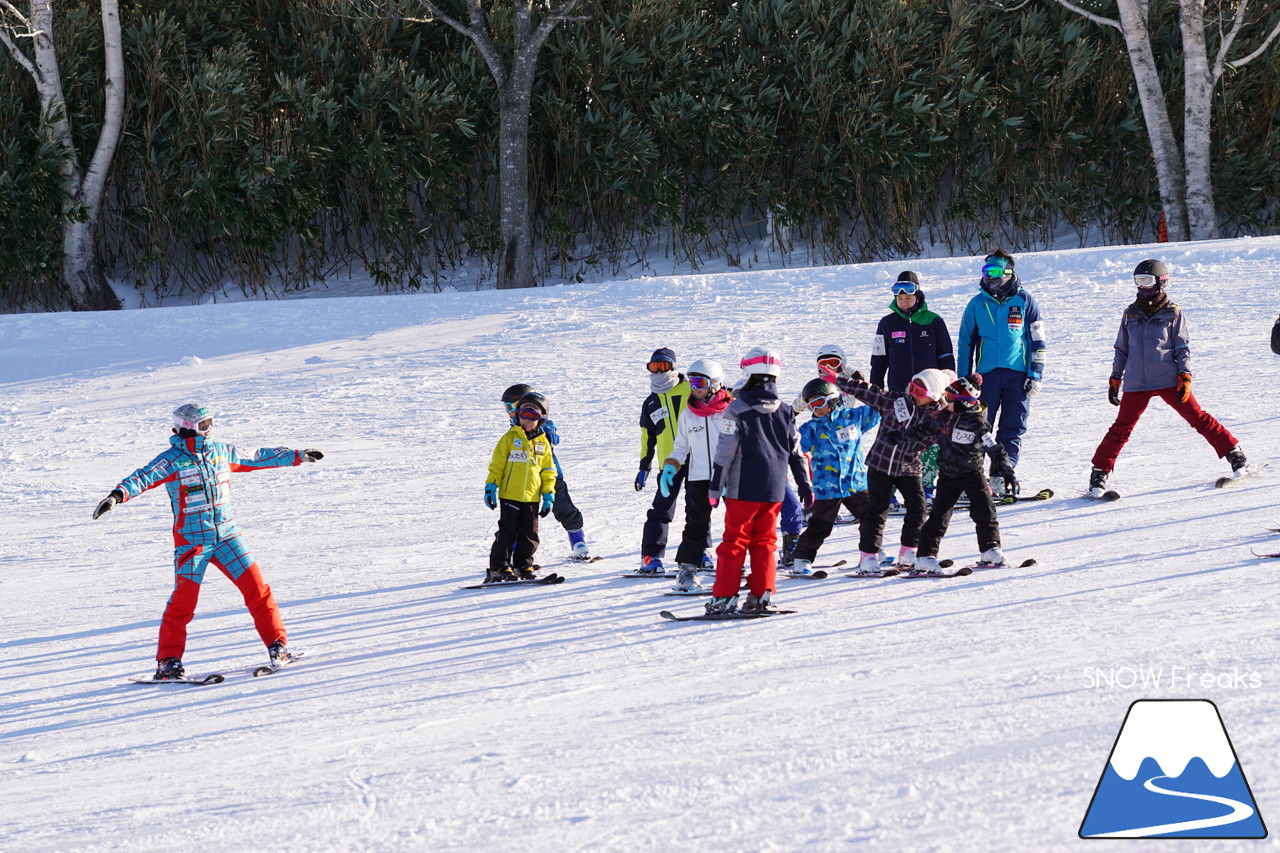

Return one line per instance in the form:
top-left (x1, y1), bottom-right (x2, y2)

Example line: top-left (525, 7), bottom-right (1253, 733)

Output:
top-left (22, 0), bottom-right (123, 309)
top-left (1114, 0), bottom-right (1190, 242)
top-left (1179, 0), bottom-right (1218, 240)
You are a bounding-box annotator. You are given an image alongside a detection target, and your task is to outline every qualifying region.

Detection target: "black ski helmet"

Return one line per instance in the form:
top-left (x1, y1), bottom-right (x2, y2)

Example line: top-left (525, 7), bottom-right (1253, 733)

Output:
top-left (1133, 259), bottom-right (1170, 287)
top-left (516, 391), bottom-right (549, 417)
top-left (801, 377), bottom-right (841, 409)
top-left (501, 383), bottom-right (536, 405)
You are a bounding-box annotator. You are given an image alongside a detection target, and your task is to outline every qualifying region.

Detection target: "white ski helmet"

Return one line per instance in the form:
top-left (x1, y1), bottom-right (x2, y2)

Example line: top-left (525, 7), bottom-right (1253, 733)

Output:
top-left (172, 403), bottom-right (215, 434)
top-left (686, 358), bottom-right (724, 383)
top-left (815, 343), bottom-right (845, 365)
top-left (740, 346), bottom-right (782, 377)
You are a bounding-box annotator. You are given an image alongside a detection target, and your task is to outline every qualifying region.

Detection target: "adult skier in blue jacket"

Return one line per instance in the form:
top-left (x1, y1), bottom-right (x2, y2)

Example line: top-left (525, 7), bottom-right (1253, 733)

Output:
top-left (956, 249), bottom-right (1046, 493)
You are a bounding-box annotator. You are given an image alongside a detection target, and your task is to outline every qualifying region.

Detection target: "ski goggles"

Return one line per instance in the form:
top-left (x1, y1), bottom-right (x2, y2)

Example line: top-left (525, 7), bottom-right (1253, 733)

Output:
top-left (817, 356), bottom-right (843, 370)
top-left (891, 281), bottom-right (918, 295)
top-left (806, 392), bottom-right (840, 411)
top-left (687, 374), bottom-right (718, 390)
top-left (1133, 273), bottom-right (1162, 288)
top-left (647, 360), bottom-right (673, 374)
top-left (516, 407), bottom-right (544, 421)
top-left (982, 259), bottom-right (1011, 278)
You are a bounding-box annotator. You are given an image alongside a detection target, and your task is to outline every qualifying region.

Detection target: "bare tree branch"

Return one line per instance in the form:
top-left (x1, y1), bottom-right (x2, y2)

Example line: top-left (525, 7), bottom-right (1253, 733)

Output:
top-left (1225, 9), bottom-right (1280, 69)
top-left (0, 1), bottom-right (40, 81)
top-left (1050, 0), bottom-right (1123, 31)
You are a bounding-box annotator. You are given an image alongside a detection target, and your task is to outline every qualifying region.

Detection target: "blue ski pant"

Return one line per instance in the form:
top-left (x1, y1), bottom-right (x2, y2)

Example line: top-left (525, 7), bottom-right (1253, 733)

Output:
top-left (978, 367), bottom-right (1031, 470)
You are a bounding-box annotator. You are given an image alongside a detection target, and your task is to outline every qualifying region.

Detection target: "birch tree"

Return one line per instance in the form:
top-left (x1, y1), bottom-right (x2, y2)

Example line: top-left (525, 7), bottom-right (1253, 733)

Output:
top-left (1027, 0), bottom-right (1280, 241)
top-left (0, 0), bottom-right (124, 310)
top-left (416, 0), bottom-right (588, 289)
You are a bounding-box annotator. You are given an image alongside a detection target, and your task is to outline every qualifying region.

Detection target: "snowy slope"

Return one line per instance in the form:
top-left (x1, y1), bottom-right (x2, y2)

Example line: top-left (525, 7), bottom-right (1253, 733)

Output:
top-left (2, 237), bottom-right (1279, 852)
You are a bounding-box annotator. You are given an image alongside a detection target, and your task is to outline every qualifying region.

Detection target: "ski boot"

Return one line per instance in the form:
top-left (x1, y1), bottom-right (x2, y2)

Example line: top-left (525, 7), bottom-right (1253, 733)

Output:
top-left (700, 551), bottom-right (715, 572)
top-left (989, 475), bottom-right (1005, 497)
top-left (486, 567), bottom-right (517, 584)
top-left (1087, 467), bottom-right (1109, 498)
top-left (914, 555), bottom-right (944, 576)
top-left (567, 528), bottom-right (591, 560)
top-left (516, 565), bottom-right (538, 580)
top-left (638, 555), bottom-right (665, 575)
top-left (896, 545), bottom-right (917, 570)
top-left (790, 558), bottom-right (814, 576)
top-left (1226, 446), bottom-right (1251, 477)
top-left (268, 640), bottom-right (294, 666)
top-left (740, 591), bottom-right (773, 614)
top-left (852, 551), bottom-right (883, 576)
top-left (674, 563), bottom-right (702, 592)
top-left (976, 547), bottom-right (1009, 568)
top-left (780, 533), bottom-right (798, 568)
top-left (704, 595), bottom-right (739, 615)
top-left (153, 657), bottom-right (185, 681)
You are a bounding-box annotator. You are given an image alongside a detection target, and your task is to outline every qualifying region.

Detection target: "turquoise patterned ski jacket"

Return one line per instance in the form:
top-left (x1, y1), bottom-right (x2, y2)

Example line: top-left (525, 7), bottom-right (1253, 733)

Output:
top-left (115, 434), bottom-right (304, 546)
top-left (799, 404), bottom-right (881, 500)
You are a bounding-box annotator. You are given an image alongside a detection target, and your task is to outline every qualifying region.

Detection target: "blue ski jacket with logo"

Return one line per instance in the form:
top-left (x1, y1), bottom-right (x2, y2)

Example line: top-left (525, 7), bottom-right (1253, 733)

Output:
top-left (957, 275), bottom-right (1046, 381)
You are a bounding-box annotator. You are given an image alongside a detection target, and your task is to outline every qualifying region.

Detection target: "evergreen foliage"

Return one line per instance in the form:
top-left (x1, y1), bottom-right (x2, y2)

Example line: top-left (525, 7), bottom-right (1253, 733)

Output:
top-left (0, 0), bottom-right (1277, 307)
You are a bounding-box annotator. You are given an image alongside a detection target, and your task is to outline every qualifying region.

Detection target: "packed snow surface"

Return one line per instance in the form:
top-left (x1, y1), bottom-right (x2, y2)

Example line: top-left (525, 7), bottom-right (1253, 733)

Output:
top-left (2, 237), bottom-right (1278, 851)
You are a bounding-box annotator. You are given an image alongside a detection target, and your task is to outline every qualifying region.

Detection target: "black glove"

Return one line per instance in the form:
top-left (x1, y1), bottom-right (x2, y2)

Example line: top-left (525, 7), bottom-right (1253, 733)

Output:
top-left (850, 369), bottom-right (866, 384)
top-left (1107, 377), bottom-right (1121, 407)
top-left (634, 469), bottom-right (648, 491)
top-left (1000, 467), bottom-right (1019, 495)
top-left (93, 489), bottom-right (125, 520)
top-left (303, 449), bottom-right (324, 462)
top-left (884, 430), bottom-right (902, 446)
top-left (797, 482), bottom-right (814, 510)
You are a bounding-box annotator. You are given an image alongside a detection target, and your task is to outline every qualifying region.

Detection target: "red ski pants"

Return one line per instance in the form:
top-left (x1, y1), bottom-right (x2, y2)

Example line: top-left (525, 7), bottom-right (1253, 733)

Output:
top-left (1091, 387), bottom-right (1237, 472)
top-left (157, 539), bottom-right (285, 660)
top-left (712, 499), bottom-right (781, 598)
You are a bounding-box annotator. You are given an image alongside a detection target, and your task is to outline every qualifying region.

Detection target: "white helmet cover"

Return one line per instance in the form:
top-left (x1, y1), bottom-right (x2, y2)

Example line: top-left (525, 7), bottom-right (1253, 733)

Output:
top-left (740, 346), bottom-right (782, 377)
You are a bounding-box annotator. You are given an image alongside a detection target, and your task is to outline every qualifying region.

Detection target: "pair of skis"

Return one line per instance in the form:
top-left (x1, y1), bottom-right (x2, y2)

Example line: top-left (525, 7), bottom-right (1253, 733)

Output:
top-left (461, 573), bottom-right (565, 590)
top-left (128, 652), bottom-right (306, 685)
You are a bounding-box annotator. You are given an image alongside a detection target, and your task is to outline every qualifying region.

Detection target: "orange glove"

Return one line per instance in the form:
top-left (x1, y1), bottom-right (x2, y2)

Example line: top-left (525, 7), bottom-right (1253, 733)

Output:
top-left (1176, 373), bottom-right (1192, 403)
top-left (1107, 377), bottom-right (1121, 406)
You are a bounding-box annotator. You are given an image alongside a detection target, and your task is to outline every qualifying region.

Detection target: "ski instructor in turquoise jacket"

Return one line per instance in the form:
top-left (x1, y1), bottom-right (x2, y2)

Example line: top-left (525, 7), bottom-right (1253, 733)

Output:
top-left (956, 249), bottom-right (1046, 492)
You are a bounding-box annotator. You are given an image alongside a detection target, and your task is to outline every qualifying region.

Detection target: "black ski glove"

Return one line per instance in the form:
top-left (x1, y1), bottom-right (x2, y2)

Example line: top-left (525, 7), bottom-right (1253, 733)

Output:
top-left (93, 489), bottom-right (125, 520)
top-left (1107, 377), bottom-right (1121, 407)
top-left (303, 449), bottom-right (324, 462)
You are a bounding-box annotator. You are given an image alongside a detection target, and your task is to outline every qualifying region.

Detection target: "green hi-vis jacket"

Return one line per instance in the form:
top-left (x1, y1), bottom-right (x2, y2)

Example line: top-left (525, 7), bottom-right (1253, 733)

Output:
top-left (638, 379), bottom-right (691, 470)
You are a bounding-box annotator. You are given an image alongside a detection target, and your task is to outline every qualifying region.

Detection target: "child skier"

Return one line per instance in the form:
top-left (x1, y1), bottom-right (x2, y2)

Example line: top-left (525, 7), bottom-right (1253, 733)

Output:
top-left (500, 383), bottom-right (591, 560)
top-left (705, 347), bottom-right (813, 614)
top-left (790, 377), bottom-right (881, 575)
top-left (907, 375), bottom-right (1016, 574)
top-left (635, 348), bottom-right (694, 573)
top-left (825, 367), bottom-right (949, 574)
top-left (91, 403), bottom-right (322, 680)
top-left (485, 392), bottom-right (557, 582)
top-left (657, 358), bottom-right (732, 592)
top-left (1087, 260), bottom-right (1250, 495)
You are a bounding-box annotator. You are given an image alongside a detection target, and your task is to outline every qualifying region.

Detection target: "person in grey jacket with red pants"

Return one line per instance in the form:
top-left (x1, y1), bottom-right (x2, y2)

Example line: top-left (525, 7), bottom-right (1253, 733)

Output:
top-left (1087, 260), bottom-right (1250, 496)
